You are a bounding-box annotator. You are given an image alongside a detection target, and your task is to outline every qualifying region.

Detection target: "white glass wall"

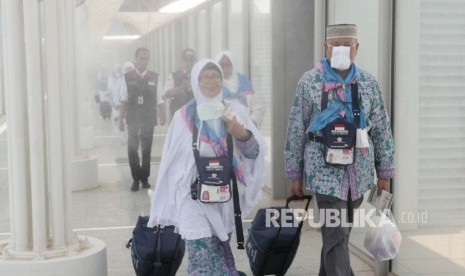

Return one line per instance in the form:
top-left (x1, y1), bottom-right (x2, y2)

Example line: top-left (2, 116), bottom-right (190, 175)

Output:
top-left (0, 12), bottom-right (5, 116)
top-left (393, 0), bottom-right (465, 274)
top-left (197, 9), bottom-right (208, 59)
top-left (250, 0), bottom-right (271, 191)
top-left (186, 14), bottom-right (196, 50)
top-left (227, 0), bottom-right (245, 73)
top-left (210, 1), bottom-right (223, 57)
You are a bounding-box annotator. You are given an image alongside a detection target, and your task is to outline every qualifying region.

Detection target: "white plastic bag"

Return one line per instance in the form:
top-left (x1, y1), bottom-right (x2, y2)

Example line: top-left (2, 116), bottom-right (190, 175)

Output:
top-left (364, 211), bottom-right (402, 261)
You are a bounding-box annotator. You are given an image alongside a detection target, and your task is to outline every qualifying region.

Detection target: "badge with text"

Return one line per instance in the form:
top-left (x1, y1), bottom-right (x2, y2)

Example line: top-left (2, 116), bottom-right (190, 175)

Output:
top-left (323, 118), bottom-right (356, 165)
top-left (196, 157), bottom-right (232, 203)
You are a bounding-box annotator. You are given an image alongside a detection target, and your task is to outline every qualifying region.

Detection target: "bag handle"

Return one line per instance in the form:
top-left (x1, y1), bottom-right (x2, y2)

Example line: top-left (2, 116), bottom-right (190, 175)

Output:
top-left (270, 195), bottom-right (313, 250)
top-left (285, 195), bottom-right (313, 233)
top-left (258, 195), bottom-right (312, 275)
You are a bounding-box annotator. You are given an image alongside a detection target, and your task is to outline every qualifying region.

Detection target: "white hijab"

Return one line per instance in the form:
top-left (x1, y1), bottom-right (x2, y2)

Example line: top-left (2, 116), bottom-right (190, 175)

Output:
top-left (148, 59), bottom-right (268, 241)
top-left (216, 50), bottom-right (239, 93)
top-left (191, 59), bottom-right (224, 150)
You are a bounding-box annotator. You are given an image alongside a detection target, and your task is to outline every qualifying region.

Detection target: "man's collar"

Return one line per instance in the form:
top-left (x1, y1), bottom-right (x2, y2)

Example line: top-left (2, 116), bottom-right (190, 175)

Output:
top-left (136, 68), bottom-right (148, 78)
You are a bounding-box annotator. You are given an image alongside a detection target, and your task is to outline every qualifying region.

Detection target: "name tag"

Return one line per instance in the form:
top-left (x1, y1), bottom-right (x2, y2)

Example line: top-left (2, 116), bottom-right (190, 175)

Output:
top-left (138, 96), bottom-right (144, 105)
top-left (148, 81), bottom-right (155, 86)
top-left (323, 118), bottom-right (356, 166)
top-left (356, 128), bottom-right (370, 148)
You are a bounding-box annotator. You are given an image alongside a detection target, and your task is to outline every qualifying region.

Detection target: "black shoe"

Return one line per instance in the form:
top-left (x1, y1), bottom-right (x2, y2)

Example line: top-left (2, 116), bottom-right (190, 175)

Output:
top-left (238, 271), bottom-right (246, 276)
top-left (141, 181), bottom-right (151, 189)
top-left (130, 180), bottom-right (139, 191)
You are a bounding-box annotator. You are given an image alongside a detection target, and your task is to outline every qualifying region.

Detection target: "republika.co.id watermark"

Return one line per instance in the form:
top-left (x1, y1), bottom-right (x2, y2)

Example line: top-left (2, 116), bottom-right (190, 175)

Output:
top-left (265, 208), bottom-right (428, 228)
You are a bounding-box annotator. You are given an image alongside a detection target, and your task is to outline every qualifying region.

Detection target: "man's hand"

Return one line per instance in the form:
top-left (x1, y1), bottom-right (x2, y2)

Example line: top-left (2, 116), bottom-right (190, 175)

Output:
top-left (377, 178), bottom-right (390, 196)
top-left (291, 179), bottom-right (304, 198)
top-left (181, 79), bottom-right (190, 90)
top-left (158, 104), bottom-right (166, 126)
top-left (119, 102), bottom-right (127, 131)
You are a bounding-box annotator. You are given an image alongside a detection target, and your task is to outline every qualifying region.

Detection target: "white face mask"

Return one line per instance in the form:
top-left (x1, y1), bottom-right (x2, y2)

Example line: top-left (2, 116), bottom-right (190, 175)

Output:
top-left (330, 46), bottom-right (351, 70)
top-left (197, 101), bottom-right (225, 121)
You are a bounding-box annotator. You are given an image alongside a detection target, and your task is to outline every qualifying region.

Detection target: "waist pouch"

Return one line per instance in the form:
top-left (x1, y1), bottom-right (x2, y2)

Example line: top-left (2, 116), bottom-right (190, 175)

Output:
top-left (192, 155), bottom-right (232, 203)
top-left (323, 118), bottom-right (356, 165)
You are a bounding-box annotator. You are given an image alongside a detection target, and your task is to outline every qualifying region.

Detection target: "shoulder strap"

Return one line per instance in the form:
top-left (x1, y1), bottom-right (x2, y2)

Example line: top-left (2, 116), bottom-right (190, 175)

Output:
top-left (321, 91), bottom-right (329, 111)
top-left (351, 83), bottom-right (360, 128)
top-left (320, 83), bottom-right (361, 128)
top-left (190, 105), bottom-right (244, 249)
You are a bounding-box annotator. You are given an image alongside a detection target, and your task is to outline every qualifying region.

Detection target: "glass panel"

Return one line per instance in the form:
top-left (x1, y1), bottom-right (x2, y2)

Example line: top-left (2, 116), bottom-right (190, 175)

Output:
top-left (164, 27), bottom-right (171, 74)
top-left (251, 0), bottom-right (271, 189)
top-left (197, 9), bottom-right (208, 59)
top-left (187, 14), bottom-right (196, 49)
top-left (210, 1), bottom-right (223, 57)
top-left (0, 12), bottom-right (4, 116)
top-left (392, 0), bottom-right (465, 274)
top-left (227, 0), bottom-right (244, 72)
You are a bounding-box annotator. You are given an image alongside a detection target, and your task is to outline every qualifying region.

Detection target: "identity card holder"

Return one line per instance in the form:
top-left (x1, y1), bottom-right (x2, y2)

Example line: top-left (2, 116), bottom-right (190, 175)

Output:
top-left (356, 128), bottom-right (370, 148)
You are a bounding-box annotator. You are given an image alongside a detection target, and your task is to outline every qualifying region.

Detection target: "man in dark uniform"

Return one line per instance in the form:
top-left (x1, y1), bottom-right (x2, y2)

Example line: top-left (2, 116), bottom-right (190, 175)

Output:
top-left (119, 47), bottom-right (165, 191)
top-left (163, 48), bottom-right (197, 119)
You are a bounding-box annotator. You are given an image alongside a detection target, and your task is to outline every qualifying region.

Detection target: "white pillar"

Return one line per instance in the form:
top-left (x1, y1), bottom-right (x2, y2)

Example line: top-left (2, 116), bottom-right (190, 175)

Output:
top-left (23, 0), bottom-right (47, 255)
top-left (0, 1), bottom-right (106, 274)
top-left (314, 0), bottom-right (326, 60)
top-left (43, 0), bottom-right (67, 249)
top-left (2, 0), bottom-right (31, 253)
top-left (70, 2), bottom-right (100, 192)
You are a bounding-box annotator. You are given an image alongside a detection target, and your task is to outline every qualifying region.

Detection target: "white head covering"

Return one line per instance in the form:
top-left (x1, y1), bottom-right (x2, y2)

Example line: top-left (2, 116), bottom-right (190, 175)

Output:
top-left (191, 59), bottom-right (224, 104)
top-left (190, 59), bottom-right (225, 148)
top-left (216, 50), bottom-right (239, 93)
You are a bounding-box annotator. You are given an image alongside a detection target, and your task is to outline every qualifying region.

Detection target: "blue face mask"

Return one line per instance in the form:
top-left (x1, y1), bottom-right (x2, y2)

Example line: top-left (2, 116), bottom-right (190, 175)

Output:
top-left (196, 101), bottom-right (225, 121)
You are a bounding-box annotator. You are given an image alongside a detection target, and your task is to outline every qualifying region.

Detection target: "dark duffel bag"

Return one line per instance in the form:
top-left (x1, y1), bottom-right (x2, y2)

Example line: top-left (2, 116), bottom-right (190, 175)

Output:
top-left (126, 216), bottom-right (185, 276)
top-left (99, 101), bottom-right (112, 119)
top-left (245, 195), bottom-right (312, 276)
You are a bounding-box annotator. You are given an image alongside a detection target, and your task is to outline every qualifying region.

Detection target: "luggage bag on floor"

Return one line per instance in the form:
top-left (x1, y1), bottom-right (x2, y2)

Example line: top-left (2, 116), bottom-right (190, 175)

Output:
top-left (245, 195), bottom-right (312, 276)
top-left (126, 216), bottom-right (185, 276)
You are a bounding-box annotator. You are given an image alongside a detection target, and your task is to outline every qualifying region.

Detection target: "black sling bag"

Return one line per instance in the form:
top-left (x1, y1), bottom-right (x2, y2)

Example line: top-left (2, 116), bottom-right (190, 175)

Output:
top-left (190, 107), bottom-right (245, 249)
top-left (319, 83), bottom-right (360, 166)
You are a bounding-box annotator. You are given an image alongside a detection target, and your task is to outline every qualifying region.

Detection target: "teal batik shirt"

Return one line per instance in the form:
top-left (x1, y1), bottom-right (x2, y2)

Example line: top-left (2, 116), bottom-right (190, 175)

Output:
top-left (284, 63), bottom-right (395, 200)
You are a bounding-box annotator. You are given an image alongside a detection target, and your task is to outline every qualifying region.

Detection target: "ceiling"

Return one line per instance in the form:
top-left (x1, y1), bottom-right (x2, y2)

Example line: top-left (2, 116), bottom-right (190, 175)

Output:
top-left (79, 0), bottom-right (183, 45)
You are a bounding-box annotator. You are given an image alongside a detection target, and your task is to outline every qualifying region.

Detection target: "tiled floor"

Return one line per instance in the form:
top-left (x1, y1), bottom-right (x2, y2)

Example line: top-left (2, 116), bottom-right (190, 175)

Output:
top-left (0, 110), bottom-right (376, 275)
top-left (2, 107), bottom-right (465, 275)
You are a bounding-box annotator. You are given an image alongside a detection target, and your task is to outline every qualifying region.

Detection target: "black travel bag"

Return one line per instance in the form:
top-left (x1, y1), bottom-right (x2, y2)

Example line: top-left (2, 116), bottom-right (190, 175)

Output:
top-left (126, 216), bottom-right (185, 276)
top-left (245, 195), bottom-right (312, 276)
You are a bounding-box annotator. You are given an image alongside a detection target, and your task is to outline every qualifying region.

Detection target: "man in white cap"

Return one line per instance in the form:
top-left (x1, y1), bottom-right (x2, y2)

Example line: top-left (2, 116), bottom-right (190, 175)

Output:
top-left (285, 24), bottom-right (395, 275)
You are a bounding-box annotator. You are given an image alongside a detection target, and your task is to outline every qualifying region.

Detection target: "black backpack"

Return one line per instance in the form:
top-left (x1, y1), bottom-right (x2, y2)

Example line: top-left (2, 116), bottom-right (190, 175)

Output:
top-left (126, 216), bottom-right (185, 276)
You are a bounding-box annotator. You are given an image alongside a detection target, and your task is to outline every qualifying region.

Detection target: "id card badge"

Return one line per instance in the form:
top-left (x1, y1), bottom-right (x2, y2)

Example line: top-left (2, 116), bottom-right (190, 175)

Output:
top-left (356, 128), bottom-right (370, 148)
top-left (138, 96), bottom-right (144, 105)
top-left (326, 148), bottom-right (354, 165)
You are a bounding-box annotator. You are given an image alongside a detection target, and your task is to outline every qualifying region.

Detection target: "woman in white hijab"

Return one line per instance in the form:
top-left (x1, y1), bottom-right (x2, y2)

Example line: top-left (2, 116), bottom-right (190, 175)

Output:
top-left (216, 50), bottom-right (263, 127)
top-left (148, 59), bottom-right (267, 275)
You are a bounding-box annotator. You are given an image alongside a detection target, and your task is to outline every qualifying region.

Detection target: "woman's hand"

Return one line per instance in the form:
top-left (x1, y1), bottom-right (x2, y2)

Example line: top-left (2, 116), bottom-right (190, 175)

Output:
top-left (223, 116), bottom-right (249, 141)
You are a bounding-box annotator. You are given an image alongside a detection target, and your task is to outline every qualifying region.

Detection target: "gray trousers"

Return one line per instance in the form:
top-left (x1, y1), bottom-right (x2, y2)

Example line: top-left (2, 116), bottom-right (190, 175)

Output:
top-left (315, 192), bottom-right (363, 276)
